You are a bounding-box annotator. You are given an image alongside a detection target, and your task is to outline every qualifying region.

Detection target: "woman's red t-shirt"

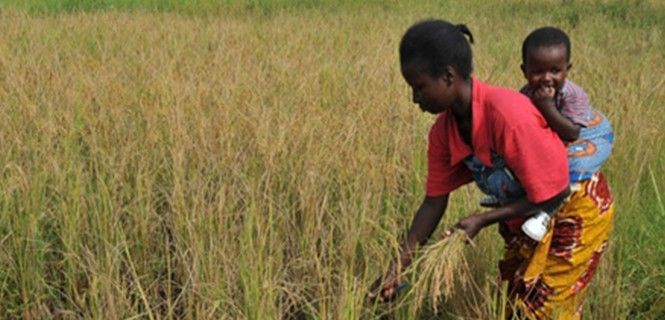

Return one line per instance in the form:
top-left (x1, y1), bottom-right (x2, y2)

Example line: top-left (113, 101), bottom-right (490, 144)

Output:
top-left (426, 78), bottom-right (569, 204)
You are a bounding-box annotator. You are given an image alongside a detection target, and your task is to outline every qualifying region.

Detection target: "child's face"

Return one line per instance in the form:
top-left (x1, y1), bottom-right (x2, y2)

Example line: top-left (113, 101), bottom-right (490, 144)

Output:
top-left (401, 65), bottom-right (456, 115)
top-left (521, 44), bottom-right (571, 92)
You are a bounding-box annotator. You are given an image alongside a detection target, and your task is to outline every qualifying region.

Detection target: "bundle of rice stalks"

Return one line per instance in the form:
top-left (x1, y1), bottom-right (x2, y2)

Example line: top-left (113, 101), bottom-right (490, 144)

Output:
top-left (410, 228), bottom-right (473, 312)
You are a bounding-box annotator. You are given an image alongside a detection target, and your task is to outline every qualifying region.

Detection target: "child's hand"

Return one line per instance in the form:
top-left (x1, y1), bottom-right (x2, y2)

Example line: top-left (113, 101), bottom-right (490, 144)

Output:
top-left (532, 86), bottom-right (556, 110)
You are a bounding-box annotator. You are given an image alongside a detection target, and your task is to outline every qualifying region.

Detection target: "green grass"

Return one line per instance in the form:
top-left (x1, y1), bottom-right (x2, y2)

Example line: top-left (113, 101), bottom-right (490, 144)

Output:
top-left (0, 0), bottom-right (397, 16)
top-left (0, 0), bottom-right (663, 319)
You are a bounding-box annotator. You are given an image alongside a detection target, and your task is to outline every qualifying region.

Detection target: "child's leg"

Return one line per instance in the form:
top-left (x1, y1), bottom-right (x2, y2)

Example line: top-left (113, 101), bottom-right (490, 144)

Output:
top-left (480, 194), bottom-right (501, 207)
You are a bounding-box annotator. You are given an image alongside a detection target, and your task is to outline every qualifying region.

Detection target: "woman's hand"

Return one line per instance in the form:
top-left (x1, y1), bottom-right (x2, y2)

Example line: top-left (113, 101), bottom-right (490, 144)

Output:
top-left (368, 195), bottom-right (449, 303)
top-left (367, 262), bottom-right (403, 303)
top-left (454, 212), bottom-right (487, 240)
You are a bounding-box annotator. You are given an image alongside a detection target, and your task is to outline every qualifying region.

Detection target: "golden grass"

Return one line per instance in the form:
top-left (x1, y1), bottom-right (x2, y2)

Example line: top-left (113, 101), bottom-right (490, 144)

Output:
top-left (410, 229), bottom-right (472, 313)
top-left (0, 1), bottom-right (662, 318)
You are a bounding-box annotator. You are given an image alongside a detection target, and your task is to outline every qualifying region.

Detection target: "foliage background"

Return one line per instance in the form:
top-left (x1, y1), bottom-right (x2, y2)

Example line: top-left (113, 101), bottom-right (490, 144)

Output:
top-left (0, 0), bottom-right (663, 318)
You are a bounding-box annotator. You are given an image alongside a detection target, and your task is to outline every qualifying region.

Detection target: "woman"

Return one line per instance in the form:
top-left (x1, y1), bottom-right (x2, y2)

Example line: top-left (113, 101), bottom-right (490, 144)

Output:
top-left (368, 20), bottom-right (615, 319)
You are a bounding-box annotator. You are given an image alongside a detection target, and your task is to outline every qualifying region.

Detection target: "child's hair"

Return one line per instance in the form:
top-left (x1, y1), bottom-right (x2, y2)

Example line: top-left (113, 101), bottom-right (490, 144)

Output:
top-left (521, 26), bottom-right (571, 62)
top-left (399, 19), bottom-right (475, 80)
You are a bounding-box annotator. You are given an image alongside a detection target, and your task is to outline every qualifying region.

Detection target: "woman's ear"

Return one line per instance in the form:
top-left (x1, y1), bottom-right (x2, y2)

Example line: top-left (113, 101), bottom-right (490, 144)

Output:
top-left (442, 66), bottom-right (456, 85)
top-left (520, 63), bottom-right (527, 77)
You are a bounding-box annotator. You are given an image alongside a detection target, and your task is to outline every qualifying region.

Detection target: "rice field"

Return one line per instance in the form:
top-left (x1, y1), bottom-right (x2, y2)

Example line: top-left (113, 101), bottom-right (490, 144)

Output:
top-left (0, 0), bottom-right (663, 319)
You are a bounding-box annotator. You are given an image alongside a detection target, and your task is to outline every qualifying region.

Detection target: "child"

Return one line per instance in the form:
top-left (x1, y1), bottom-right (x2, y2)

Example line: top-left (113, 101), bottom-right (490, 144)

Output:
top-left (482, 26), bottom-right (614, 240)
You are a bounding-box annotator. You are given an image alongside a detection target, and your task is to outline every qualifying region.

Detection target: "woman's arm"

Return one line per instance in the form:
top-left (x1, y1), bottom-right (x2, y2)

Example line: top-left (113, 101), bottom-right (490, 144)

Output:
top-left (399, 195), bottom-right (449, 266)
top-left (368, 194), bottom-right (449, 302)
top-left (456, 185), bottom-right (570, 239)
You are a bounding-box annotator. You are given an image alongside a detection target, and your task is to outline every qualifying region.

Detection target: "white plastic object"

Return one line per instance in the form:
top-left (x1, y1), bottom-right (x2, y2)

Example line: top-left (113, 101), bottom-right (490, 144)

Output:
top-left (521, 211), bottom-right (551, 241)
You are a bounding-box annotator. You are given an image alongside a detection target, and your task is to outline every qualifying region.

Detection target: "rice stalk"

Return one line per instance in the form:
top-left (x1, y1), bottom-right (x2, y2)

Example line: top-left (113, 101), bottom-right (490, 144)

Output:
top-left (410, 229), bottom-right (473, 313)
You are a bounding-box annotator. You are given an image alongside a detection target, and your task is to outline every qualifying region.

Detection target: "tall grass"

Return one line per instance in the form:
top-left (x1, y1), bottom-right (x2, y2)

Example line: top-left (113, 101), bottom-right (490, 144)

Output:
top-left (0, 1), bottom-right (663, 318)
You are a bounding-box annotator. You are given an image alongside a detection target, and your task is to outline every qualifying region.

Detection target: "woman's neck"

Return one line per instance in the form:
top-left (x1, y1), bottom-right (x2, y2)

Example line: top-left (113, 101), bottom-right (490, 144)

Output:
top-left (451, 79), bottom-right (472, 121)
top-left (449, 78), bottom-right (473, 146)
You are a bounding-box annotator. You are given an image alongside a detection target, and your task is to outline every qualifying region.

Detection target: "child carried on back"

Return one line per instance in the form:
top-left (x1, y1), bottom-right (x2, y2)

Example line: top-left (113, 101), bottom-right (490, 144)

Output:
top-left (480, 27), bottom-right (614, 241)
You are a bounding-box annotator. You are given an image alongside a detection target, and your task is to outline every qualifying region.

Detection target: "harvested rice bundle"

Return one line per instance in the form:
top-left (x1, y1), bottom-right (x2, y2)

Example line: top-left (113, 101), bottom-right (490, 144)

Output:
top-left (410, 228), bottom-right (473, 312)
